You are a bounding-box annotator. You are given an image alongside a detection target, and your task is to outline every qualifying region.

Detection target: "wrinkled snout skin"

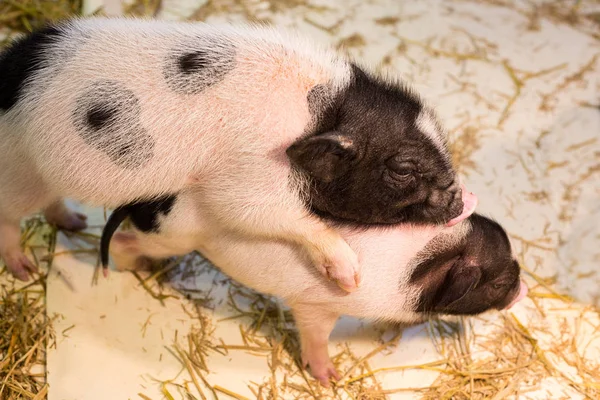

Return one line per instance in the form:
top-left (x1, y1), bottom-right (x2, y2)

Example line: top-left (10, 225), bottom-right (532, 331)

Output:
top-left (446, 185), bottom-right (477, 227)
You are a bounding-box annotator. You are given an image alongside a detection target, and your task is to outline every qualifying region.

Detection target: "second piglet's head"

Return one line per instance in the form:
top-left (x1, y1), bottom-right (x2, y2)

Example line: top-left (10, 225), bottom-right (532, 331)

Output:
top-left (410, 214), bottom-right (526, 317)
top-left (287, 64), bottom-right (463, 226)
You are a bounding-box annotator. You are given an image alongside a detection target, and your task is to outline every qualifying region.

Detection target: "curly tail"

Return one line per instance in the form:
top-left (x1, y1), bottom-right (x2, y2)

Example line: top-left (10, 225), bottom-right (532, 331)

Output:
top-left (100, 206), bottom-right (130, 270)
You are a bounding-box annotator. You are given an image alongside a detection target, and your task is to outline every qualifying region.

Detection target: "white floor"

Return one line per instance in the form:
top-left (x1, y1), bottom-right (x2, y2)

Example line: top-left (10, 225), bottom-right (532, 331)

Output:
top-left (29, 0), bottom-right (600, 399)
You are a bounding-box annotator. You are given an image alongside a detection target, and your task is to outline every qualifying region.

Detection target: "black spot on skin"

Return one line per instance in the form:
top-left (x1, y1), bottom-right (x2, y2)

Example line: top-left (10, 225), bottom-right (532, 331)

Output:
top-left (179, 52), bottom-right (209, 74)
top-left (73, 80), bottom-right (155, 169)
top-left (100, 194), bottom-right (178, 268)
top-left (287, 63), bottom-right (462, 227)
top-left (164, 41), bottom-right (236, 94)
top-left (0, 25), bottom-right (63, 111)
top-left (113, 127), bottom-right (155, 169)
top-left (86, 104), bottom-right (117, 130)
top-left (409, 213), bottom-right (522, 316)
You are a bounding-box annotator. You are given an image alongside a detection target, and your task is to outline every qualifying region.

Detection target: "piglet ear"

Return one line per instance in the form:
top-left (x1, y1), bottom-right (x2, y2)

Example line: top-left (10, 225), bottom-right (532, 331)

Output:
top-left (286, 132), bottom-right (356, 183)
top-left (434, 267), bottom-right (481, 311)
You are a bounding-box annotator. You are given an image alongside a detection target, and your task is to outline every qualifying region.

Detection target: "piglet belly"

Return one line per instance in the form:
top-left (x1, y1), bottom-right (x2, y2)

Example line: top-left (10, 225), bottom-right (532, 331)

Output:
top-left (197, 235), bottom-right (331, 299)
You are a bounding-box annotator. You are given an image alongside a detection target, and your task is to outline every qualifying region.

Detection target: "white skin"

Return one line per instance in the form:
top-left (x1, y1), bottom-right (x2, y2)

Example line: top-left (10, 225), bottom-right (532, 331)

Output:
top-left (0, 18), bottom-right (466, 293)
top-left (0, 18), bottom-right (359, 285)
top-left (105, 187), bottom-right (525, 388)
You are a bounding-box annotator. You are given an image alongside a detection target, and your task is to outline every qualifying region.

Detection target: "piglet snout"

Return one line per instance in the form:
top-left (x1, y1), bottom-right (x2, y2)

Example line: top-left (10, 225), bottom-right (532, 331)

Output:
top-left (504, 280), bottom-right (529, 309)
top-left (446, 184), bottom-right (478, 227)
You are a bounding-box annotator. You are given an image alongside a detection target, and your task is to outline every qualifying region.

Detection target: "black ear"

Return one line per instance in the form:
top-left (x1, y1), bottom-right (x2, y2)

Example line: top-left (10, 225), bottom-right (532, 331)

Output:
top-left (286, 132), bottom-right (356, 183)
top-left (434, 267), bottom-right (481, 311)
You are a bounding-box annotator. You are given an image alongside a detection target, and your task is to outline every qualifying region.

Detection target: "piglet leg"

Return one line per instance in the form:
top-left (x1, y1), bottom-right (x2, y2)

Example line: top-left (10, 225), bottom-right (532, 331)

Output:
top-left (223, 202), bottom-right (361, 292)
top-left (292, 305), bottom-right (341, 388)
top-left (108, 230), bottom-right (194, 272)
top-left (0, 218), bottom-right (37, 281)
top-left (108, 231), bottom-right (152, 272)
top-left (294, 222), bottom-right (361, 293)
top-left (43, 200), bottom-right (88, 231)
top-left (198, 176), bottom-right (361, 292)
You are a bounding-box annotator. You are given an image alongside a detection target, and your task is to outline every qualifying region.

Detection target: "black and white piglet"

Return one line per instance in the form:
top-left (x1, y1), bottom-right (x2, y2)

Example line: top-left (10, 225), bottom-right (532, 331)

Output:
top-left (102, 188), bottom-right (527, 387)
top-left (0, 18), bottom-right (468, 289)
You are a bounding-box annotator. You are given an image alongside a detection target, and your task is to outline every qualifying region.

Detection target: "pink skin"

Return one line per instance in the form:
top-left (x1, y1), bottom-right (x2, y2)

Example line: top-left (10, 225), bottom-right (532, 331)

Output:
top-left (300, 281), bottom-right (530, 387)
top-left (446, 185), bottom-right (478, 227)
top-left (504, 280), bottom-right (529, 309)
top-left (44, 201), bottom-right (88, 231)
top-left (323, 186), bottom-right (476, 293)
top-left (300, 189), bottom-right (525, 388)
top-left (2, 250), bottom-right (38, 282)
top-left (292, 306), bottom-right (342, 388)
top-left (329, 186), bottom-right (476, 291)
top-left (2, 201), bottom-right (88, 281)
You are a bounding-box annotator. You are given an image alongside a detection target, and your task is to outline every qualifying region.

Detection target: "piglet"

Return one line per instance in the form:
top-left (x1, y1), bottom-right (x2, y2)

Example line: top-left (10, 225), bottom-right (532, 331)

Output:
top-left (1, 17), bottom-right (467, 291)
top-left (104, 188), bottom-right (526, 387)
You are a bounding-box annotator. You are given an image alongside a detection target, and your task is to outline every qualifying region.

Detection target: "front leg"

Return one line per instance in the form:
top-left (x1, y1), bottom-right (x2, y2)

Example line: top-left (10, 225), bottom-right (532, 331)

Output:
top-left (292, 304), bottom-right (341, 388)
top-left (233, 206), bottom-right (361, 292)
top-left (197, 180), bottom-right (361, 292)
top-left (294, 221), bottom-right (361, 292)
top-left (0, 217), bottom-right (37, 281)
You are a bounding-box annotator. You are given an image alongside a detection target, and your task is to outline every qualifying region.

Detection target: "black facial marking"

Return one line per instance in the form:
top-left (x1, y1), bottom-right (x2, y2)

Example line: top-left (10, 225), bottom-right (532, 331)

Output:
top-left (0, 25), bottom-right (63, 111)
top-left (288, 63), bottom-right (462, 227)
top-left (73, 80), bottom-right (155, 169)
top-left (164, 40), bottom-right (236, 94)
top-left (409, 214), bottom-right (522, 316)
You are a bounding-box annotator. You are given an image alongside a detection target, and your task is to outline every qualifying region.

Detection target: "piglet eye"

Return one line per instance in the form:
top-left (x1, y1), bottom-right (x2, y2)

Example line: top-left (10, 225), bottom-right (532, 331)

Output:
top-left (492, 283), bottom-right (504, 290)
top-left (386, 158), bottom-right (416, 179)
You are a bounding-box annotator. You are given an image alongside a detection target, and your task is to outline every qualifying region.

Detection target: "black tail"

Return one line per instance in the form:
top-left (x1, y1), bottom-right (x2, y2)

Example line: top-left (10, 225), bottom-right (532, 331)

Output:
top-left (100, 206), bottom-right (130, 269)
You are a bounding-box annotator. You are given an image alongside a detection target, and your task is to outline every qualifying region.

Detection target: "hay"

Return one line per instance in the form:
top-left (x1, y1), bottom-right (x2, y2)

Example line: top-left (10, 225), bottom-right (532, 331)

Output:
top-left (0, 217), bottom-right (57, 400)
top-left (132, 257), bottom-right (396, 399)
top-left (0, 0), bottom-right (83, 37)
top-left (124, 0), bottom-right (163, 18)
top-left (0, 0), bottom-right (164, 39)
top-left (0, 3), bottom-right (164, 399)
top-left (456, 0), bottom-right (600, 40)
top-left (138, 239), bottom-right (600, 398)
top-left (1, 1), bottom-right (599, 399)
top-left (188, 0), bottom-right (327, 24)
top-left (134, 251), bottom-right (600, 399)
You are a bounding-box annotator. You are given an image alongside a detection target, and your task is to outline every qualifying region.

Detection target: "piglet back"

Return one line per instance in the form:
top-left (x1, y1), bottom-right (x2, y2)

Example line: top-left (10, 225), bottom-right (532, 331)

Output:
top-left (0, 18), bottom-right (347, 207)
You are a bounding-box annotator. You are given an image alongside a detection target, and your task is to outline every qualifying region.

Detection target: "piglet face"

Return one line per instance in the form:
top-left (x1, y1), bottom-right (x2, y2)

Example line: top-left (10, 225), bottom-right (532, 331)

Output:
top-left (411, 214), bottom-right (526, 316)
top-left (287, 64), bottom-right (464, 226)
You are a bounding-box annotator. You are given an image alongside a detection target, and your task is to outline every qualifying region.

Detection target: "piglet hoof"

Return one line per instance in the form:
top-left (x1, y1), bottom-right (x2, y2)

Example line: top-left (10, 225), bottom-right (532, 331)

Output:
top-left (319, 240), bottom-right (361, 293)
top-left (45, 208), bottom-right (88, 231)
top-left (303, 356), bottom-right (342, 388)
top-left (3, 251), bottom-right (38, 281)
top-left (62, 212), bottom-right (88, 231)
